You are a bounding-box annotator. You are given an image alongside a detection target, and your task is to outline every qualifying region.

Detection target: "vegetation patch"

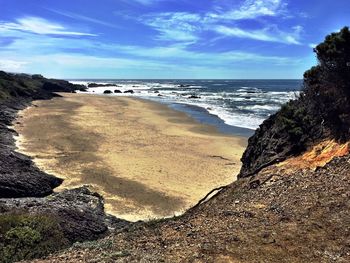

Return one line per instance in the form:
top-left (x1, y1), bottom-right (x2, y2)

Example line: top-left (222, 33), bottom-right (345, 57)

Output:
top-left (0, 213), bottom-right (69, 263)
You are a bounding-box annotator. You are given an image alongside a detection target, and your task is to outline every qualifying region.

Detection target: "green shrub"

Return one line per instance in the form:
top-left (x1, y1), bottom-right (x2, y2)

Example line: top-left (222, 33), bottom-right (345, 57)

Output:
top-left (0, 213), bottom-right (69, 263)
top-left (277, 102), bottom-right (311, 140)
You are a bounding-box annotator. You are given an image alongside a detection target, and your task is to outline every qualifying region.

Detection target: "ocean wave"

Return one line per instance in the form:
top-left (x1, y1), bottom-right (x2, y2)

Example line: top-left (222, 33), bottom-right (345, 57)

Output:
top-left (71, 79), bottom-right (301, 130)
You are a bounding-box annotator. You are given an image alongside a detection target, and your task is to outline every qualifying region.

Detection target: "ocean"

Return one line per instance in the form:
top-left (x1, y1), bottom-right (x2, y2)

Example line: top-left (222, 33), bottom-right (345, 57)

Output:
top-left (70, 79), bottom-right (303, 137)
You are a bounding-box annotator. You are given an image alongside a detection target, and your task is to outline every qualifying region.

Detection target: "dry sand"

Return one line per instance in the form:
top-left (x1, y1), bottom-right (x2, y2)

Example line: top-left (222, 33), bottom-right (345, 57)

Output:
top-left (13, 93), bottom-right (247, 221)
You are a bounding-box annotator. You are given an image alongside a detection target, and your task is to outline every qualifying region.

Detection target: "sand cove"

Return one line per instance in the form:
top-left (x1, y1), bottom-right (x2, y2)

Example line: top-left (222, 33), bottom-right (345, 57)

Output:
top-left (13, 93), bottom-right (246, 221)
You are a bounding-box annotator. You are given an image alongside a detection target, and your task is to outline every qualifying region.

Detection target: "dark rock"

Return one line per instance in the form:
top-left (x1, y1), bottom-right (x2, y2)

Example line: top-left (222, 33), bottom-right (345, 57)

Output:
top-left (178, 84), bottom-right (190, 88)
top-left (103, 90), bottom-right (112, 94)
top-left (249, 180), bottom-right (260, 189)
top-left (31, 74), bottom-right (44, 80)
top-left (79, 87), bottom-right (88, 92)
top-left (0, 187), bottom-right (130, 242)
top-left (0, 150), bottom-right (63, 198)
top-left (124, 90), bottom-right (134, 94)
top-left (157, 94), bottom-right (163, 97)
top-left (88, 83), bottom-right (118, 88)
top-left (0, 71), bottom-right (81, 198)
top-left (154, 90), bottom-right (159, 94)
top-left (88, 83), bottom-right (100, 88)
top-left (188, 95), bottom-right (201, 99)
top-left (114, 89), bottom-right (122, 93)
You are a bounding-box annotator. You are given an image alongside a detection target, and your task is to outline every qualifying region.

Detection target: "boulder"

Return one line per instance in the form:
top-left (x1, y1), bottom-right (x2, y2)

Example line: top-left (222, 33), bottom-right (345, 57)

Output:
top-left (0, 187), bottom-right (130, 242)
top-left (114, 89), bottom-right (122, 93)
top-left (124, 90), bottom-right (134, 94)
top-left (103, 90), bottom-right (112, 94)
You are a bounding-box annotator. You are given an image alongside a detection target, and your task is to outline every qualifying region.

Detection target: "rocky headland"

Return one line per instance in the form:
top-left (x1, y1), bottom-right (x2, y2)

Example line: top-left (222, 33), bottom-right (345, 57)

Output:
top-left (0, 72), bottom-right (129, 262)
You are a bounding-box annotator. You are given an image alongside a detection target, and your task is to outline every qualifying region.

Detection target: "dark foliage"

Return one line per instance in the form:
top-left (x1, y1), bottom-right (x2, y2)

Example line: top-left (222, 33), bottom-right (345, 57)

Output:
top-left (0, 214), bottom-right (69, 263)
top-left (239, 27), bottom-right (350, 177)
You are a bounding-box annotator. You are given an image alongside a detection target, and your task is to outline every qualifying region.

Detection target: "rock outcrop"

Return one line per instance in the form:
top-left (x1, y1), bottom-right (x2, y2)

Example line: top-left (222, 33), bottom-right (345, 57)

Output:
top-left (239, 27), bottom-right (350, 178)
top-left (0, 71), bottom-right (127, 262)
top-left (0, 187), bottom-right (129, 242)
top-left (0, 72), bottom-right (82, 197)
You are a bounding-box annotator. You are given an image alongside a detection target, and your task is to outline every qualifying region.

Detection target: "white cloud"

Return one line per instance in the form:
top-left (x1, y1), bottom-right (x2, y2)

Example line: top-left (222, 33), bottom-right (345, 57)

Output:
top-left (308, 43), bottom-right (317, 48)
top-left (133, 0), bottom-right (159, 5)
top-left (0, 17), bottom-right (97, 36)
top-left (214, 25), bottom-right (302, 45)
top-left (141, 12), bottom-right (201, 42)
top-left (138, 0), bottom-right (303, 45)
top-left (207, 0), bottom-right (287, 21)
top-left (0, 59), bottom-right (28, 72)
top-left (47, 9), bottom-right (119, 29)
top-left (121, 0), bottom-right (166, 6)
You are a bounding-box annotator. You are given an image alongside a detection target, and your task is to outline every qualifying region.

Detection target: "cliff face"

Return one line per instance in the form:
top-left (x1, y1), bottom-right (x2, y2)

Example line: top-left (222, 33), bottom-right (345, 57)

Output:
top-left (0, 71), bottom-right (81, 197)
top-left (0, 72), bottom-right (129, 263)
top-left (239, 27), bottom-right (350, 178)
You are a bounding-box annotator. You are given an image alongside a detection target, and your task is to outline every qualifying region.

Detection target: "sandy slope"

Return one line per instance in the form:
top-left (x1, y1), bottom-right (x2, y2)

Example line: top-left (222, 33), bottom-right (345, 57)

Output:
top-left (14, 93), bottom-right (246, 221)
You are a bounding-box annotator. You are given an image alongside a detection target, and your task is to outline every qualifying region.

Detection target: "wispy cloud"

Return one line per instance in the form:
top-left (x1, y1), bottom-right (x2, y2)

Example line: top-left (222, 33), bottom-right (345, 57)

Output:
top-left (308, 43), bottom-right (317, 48)
top-left (127, 0), bottom-right (165, 5)
top-left (214, 25), bottom-right (303, 45)
top-left (208, 0), bottom-right (287, 20)
top-left (137, 0), bottom-right (303, 45)
top-left (141, 12), bottom-right (201, 42)
top-left (0, 59), bottom-right (28, 72)
top-left (0, 17), bottom-right (97, 36)
top-left (47, 9), bottom-right (120, 29)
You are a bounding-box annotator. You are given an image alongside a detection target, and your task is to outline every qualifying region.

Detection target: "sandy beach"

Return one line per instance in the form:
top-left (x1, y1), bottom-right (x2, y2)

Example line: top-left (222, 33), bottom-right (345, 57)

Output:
top-left (13, 93), bottom-right (246, 221)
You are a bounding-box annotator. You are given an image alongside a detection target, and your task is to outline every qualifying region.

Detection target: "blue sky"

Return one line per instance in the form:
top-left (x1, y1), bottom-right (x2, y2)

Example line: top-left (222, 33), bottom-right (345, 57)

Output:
top-left (0, 0), bottom-right (349, 79)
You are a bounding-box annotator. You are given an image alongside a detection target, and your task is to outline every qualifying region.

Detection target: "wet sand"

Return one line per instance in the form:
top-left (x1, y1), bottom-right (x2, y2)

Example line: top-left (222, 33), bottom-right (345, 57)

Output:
top-left (13, 93), bottom-right (247, 221)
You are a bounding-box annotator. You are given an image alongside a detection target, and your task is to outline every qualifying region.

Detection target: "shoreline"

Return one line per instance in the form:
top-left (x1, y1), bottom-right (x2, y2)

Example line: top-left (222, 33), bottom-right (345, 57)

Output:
top-left (138, 97), bottom-right (255, 138)
top-left (13, 93), bottom-right (247, 221)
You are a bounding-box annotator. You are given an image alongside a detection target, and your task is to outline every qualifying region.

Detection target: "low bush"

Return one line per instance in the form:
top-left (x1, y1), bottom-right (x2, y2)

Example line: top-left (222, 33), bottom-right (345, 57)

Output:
top-left (0, 213), bottom-right (69, 263)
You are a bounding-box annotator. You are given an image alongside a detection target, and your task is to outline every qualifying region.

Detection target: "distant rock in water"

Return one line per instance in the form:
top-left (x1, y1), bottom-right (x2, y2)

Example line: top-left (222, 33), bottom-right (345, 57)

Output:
top-left (239, 27), bottom-right (350, 178)
top-left (88, 83), bottom-right (119, 88)
top-left (114, 89), bottom-right (122, 93)
top-left (188, 95), bottom-right (201, 99)
top-left (88, 83), bottom-right (100, 88)
top-left (79, 87), bottom-right (88, 92)
top-left (124, 90), bottom-right (134, 94)
top-left (103, 90), bottom-right (112, 94)
top-left (179, 84), bottom-right (190, 88)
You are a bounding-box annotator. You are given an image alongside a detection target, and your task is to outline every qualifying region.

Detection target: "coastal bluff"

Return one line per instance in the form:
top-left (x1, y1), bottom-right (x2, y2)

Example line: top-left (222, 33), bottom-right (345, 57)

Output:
top-left (0, 72), bottom-right (129, 262)
top-left (0, 72), bottom-right (79, 197)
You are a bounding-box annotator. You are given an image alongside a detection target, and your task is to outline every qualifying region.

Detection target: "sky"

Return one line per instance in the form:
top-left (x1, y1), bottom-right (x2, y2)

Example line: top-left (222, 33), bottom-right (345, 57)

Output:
top-left (0, 0), bottom-right (349, 79)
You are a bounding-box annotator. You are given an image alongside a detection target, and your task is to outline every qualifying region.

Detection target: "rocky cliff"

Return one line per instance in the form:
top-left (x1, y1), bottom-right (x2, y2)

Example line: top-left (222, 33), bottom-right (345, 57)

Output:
top-left (239, 27), bottom-right (350, 178)
top-left (0, 72), bottom-right (128, 263)
top-left (0, 71), bottom-right (80, 197)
